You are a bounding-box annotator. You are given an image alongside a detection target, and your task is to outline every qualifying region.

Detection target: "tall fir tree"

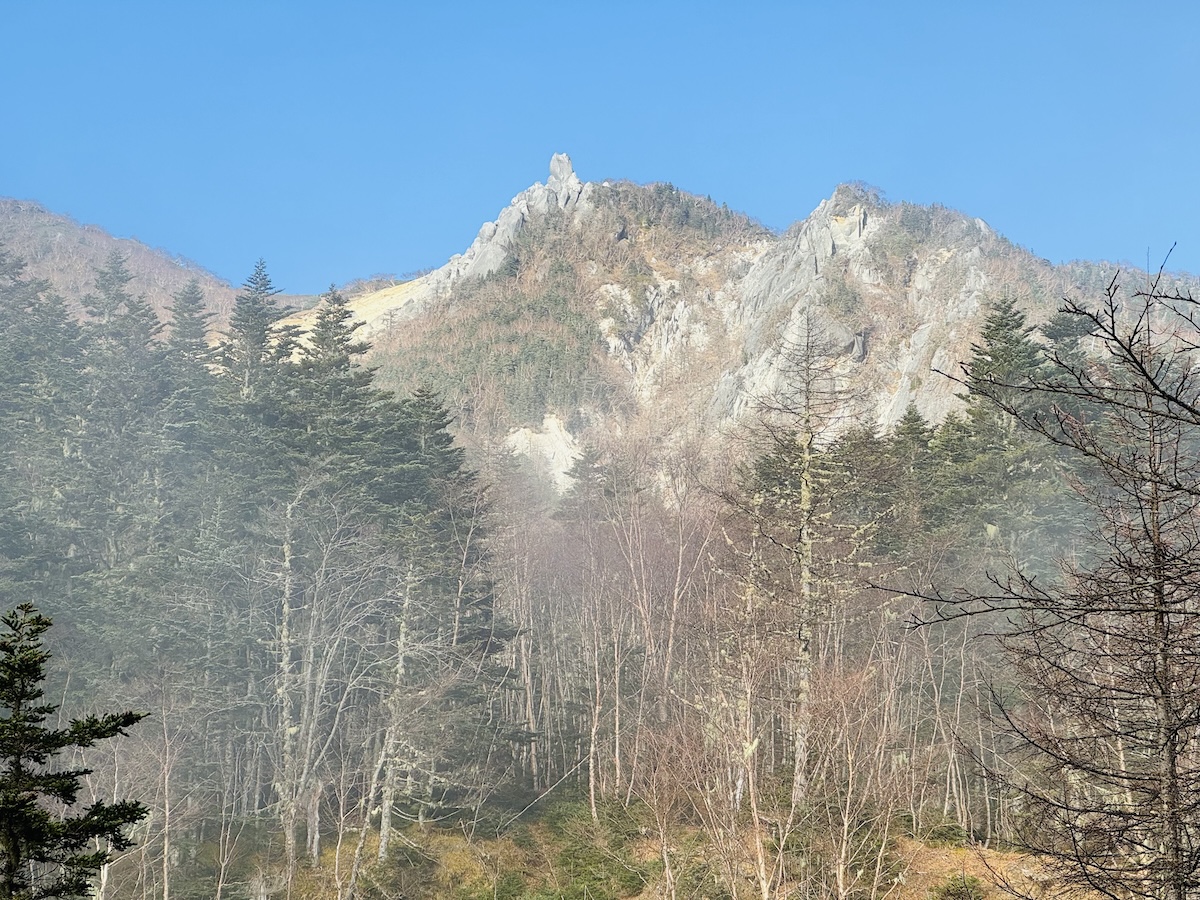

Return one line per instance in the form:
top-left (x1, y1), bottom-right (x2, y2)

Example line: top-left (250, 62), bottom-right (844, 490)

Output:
top-left (0, 604), bottom-right (146, 900)
top-left (160, 279), bottom-right (219, 550)
top-left (220, 259), bottom-right (296, 404)
top-left (958, 297), bottom-right (1072, 567)
top-left (66, 253), bottom-right (179, 681)
top-left (165, 278), bottom-right (212, 363)
top-left (291, 286), bottom-right (379, 466)
top-left (211, 260), bottom-right (300, 534)
top-left (964, 297), bottom-right (1045, 441)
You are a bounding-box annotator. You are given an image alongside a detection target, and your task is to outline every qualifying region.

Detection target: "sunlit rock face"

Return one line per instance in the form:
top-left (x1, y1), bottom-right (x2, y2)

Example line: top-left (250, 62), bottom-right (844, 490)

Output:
top-left (503, 414), bottom-right (582, 492)
top-left (577, 182), bottom-right (1062, 446)
top-left (718, 189), bottom-right (996, 434)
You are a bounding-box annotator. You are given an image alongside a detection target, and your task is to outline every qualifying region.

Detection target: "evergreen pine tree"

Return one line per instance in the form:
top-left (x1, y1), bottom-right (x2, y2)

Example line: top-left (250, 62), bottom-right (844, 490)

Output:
top-left (74, 254), bottom-right (174, 566)
top-left (293, 286), bottom-right (378, 464)
top-left (964, 297), bottom-right (1045, 440)
top-left (162, 278), bottom-right (216, 445)
top-left (0, 604), bottom-right (146, 900)
top-left (305, 286), bottom-right (369, 371)
top-left (159, 280), bottom-right (220, 553)
top-left (165, 278), bottom-right (212, 364)
top-left (219, 259), bottom-right (297, 403)
top-left (211, 260), bottom-right (300, 533)
top-left (65, 253), bottom-right (180, 679)
top-left (959, 297), bottom-right (1072, 566)
top-left (873, 403), bottom-right (935, 556)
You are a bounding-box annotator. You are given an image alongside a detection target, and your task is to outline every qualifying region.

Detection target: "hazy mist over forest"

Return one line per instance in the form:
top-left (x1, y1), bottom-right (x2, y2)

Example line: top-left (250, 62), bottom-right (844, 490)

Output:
top-left (1, 5), bottom-right (1198, 900)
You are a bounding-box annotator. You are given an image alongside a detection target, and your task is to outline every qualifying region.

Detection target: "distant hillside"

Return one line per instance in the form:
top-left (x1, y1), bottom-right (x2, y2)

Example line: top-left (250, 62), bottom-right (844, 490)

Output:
top-left (0, 199), bottom-right (318, 329)
top-left (0, 199), bottom-right (240, 325)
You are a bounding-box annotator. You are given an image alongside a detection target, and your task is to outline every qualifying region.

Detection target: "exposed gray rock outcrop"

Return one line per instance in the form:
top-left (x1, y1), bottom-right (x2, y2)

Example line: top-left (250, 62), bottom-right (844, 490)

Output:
top-left (451, 153), bottom-right (594, 281)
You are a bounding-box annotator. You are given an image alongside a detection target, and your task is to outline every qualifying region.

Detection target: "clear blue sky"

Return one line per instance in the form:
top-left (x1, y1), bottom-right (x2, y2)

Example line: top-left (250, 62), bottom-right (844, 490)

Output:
top-left (3, 1), bottom-right (1196, 293)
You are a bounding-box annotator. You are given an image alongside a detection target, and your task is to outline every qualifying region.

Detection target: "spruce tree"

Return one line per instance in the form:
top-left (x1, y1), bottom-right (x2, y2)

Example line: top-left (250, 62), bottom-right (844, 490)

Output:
top-left (959, 297), bottom-right (1071, 566)
top-left (219, 259), bottom-right (295, 403)
top-left (964, 296), bottom-right (1045, 439)
top-left (60, 255), bottom-right (183, 677)
top-left (211, 260), bottom-right (299, 533)
top-left (77, 253), bottom-right (174, 568)
top-left (872, 403), bottom-right (935, 557)
top-left (0, 604), bottom-right (146, 900)
top-left (293, 286), bottom-right (378, 464)
top-left (165, 278), bottom-right (212, 364)
top-left (162, 278), bottom-right (217, 459)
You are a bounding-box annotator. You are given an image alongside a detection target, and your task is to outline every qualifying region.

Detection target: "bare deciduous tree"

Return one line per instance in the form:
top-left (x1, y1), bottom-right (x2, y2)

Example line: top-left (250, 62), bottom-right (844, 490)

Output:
top-left (920, 273), bottom-right (1200, 900)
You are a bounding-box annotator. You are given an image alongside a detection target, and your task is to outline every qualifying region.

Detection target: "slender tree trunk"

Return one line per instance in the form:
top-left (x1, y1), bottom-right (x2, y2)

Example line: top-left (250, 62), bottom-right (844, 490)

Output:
top-left (380, 566), bottom-right (416, 861)
top-left (349, 731), bottom-right (389, 897)
top-left (790, 427), bottom-right (815, 812)
top-left (160, 714), bottom-right (172, 900)
top-left (277, 498), bottom-right (300, 882)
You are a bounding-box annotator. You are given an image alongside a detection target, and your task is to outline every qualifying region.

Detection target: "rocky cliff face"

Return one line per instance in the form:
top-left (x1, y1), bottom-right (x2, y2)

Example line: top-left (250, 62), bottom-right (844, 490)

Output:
top-left (292, 157), bottom-right (1183, 486)
top-left (721, 189), bottom-right (995, 431)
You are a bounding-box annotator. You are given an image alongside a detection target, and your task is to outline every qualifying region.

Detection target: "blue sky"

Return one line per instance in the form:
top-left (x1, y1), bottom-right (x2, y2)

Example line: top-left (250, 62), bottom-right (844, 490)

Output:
top-left (3, 1), bottom-right (1196, 293)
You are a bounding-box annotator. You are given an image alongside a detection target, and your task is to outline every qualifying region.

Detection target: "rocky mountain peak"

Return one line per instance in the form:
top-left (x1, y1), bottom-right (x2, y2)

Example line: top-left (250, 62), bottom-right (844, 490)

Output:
top-left (286, 166), bottom-right (1195, 493)
top-left (284, 154), bottom-right (599, 339)
top-left (441, 153), bottom-right (596, 282)
top-left (546, 153), bottom-right (581, 205)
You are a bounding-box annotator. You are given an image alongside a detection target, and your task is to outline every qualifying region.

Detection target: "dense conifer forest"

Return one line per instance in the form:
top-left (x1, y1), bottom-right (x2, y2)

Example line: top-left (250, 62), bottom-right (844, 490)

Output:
top-left (3, 242), bottom-right (1200, 900)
